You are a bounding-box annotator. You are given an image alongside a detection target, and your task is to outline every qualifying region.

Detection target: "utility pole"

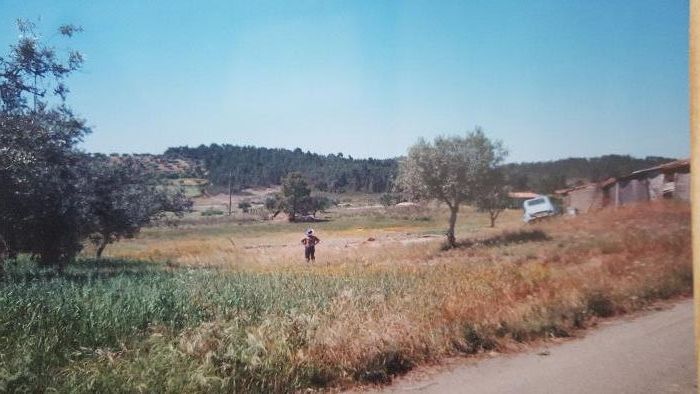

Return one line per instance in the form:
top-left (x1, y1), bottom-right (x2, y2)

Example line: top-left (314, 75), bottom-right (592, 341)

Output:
top-left (228, 170), bottom-right (233, 216)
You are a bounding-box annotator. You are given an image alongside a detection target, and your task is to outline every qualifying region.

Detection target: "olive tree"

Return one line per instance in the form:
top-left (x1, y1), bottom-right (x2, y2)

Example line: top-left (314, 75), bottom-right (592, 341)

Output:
top-left (0, 20), bottom-right (192, 268)
top-left (88, 157), bottom-right (192, 258)
top-left (397, 128), bottom-right (506, 247)
top-left (475, 172), bottom-right (511, 228)
top-left (0, 19), bottom-right (90, 268)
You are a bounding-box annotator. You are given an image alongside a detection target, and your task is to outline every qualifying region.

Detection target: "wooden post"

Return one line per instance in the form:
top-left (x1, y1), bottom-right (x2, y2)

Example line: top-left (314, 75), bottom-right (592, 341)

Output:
top-left (690, 0), bottom-right (700, 385)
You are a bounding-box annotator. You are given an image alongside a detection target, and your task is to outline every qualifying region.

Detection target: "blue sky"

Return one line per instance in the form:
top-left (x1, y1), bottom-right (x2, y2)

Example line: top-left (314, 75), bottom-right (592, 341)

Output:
top-left (0, 0), bottom-right (689, 162)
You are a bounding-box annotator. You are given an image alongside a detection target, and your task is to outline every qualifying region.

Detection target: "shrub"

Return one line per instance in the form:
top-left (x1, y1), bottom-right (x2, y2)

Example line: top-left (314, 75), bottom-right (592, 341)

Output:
top-left (201, 208), bottom-right (225, 217)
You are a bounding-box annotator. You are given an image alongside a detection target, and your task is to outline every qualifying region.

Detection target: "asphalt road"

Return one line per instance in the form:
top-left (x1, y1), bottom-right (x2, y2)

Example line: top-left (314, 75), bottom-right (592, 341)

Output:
top-left (380, 300), bottom-right (695, 394)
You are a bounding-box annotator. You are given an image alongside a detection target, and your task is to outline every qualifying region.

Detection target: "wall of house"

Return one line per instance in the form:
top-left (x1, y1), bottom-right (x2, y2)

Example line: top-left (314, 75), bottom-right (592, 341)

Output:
top-left (568, 186), bottom-right (604, 213)
top-left (617, 178), bottom-right (650, 206)
top-left (675, 172), bottom-right (690, 201)
top-left (647, 173), bottom-right (665, 200)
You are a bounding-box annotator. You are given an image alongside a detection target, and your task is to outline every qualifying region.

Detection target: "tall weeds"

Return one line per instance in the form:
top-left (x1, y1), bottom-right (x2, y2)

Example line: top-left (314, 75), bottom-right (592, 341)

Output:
top-left (0, 202), bottom-right (690, 392)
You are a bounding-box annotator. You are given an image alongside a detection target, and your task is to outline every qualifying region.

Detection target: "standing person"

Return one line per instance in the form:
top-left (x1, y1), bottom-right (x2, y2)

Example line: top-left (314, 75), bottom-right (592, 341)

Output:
top-left (301, 229), bottom-right (320, 262)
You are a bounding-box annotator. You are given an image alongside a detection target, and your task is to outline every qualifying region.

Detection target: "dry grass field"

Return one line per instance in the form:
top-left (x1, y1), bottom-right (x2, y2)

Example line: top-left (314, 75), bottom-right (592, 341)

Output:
top-left (0, 200), bottom-right (691, 392)
top-left (99, 202), bottom-right (521, 268)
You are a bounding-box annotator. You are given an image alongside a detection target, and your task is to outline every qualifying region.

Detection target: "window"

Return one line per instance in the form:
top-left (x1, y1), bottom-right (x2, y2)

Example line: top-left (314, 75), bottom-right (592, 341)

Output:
top-left (527, 198), bottom-right (545, 206)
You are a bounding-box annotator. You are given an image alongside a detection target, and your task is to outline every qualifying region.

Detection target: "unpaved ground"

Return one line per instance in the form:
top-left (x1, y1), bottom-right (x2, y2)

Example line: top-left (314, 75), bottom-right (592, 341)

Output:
top-left (374, 299), bottom-right (695, 394)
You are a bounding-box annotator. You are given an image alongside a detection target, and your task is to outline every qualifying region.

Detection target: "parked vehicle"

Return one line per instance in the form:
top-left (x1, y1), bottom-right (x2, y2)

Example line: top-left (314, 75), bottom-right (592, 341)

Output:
top-left (522, 196), bottom-right (558, 223)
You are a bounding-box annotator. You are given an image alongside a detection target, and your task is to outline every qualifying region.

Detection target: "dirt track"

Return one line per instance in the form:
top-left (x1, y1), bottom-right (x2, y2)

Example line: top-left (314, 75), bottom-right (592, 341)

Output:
top-left (378, 299), bottom-right (695, 394)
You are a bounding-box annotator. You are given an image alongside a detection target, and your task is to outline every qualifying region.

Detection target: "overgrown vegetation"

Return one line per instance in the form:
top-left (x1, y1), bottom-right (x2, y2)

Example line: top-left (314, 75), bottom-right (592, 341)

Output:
top-left (0, 20), bottom-right (191, 267)
top-left (0, 203), bottom-right (690, 392)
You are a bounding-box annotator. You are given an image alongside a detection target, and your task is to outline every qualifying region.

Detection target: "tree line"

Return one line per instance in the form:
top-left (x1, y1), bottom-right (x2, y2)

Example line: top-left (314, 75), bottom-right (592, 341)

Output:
top-left (164, 144), bottom-right (398, 193)
top-left (0, 20), bottom-right (190, 270)
top-left (164, 144), bottom-right (674, 196)
top-left (501, 155), bottom-right (674, 194)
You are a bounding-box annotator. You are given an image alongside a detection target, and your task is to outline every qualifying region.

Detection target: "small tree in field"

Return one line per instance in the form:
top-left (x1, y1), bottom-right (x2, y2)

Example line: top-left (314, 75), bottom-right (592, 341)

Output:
top-left (88, 158), bottom-right (192, 258)
top-left (475, 172), bottom-right (511, 227)
top-left (264, 194), bottom-right (283, 219)
top-left (397, 128), bottom-right (506, 247)
top-left (302, 195), bottom-right (332, 217)
top-left (238, 201), bottom-right (252, 213)
top-left (281, 172), bottom-right (311, 222)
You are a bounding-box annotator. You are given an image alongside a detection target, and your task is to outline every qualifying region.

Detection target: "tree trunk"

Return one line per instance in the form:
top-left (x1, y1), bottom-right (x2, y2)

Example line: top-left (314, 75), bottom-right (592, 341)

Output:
top-left (0, 235), bottom-right (7, 261)
top-left (447, 205), bottom-right (459, 247)
top-left (0, 236), bottom-right (5, 278)
top-left (96, 238), bottom-right (109, 258)
top-left (489, 209), bottom-right (501, 228)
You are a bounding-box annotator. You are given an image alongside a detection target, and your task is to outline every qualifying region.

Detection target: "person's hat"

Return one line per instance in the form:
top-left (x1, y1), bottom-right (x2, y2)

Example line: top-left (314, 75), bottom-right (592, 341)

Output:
top-left (306, 228), bottom-right (314, 236)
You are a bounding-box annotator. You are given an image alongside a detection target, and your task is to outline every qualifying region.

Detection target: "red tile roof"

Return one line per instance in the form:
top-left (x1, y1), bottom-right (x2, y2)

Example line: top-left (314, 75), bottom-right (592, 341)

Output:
top-left (508, 191), bottom-right (540, 199)
top-left (631, 159), bottom-right (689, 175)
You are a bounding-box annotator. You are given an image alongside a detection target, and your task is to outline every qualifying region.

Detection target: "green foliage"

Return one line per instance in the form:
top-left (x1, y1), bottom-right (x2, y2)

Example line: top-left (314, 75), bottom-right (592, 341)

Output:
top-left (0, 258), bottom-right (417, 392)
top-left (397, 128), bottom-right (507, 245)
top-left (162, 145), bottom-right (673, 197)
top-left (264, 194), bottom-right (283, 219)
top-left (0, 21), bottom-right (192, 266)
top-left (475, 170), bottom-right (511, 227)
top-left (88, 157), bottom-right (192, 257)
top-left (302, 195), bottom-right (333, 215)
top-left (164, 145), bottom-right (397, 194)
top-left (201, 208), bottom-right (225, 216)
top-left (379, 193), bottom-right (404, 207)
top-left (0, 20), bottom-right (91, 267)
top-left (237, 201), bottom-right (252, 213)
top-left (281, 172), bottom-right (311, 221)
top-left (503, 155), bottom-right (675, 193)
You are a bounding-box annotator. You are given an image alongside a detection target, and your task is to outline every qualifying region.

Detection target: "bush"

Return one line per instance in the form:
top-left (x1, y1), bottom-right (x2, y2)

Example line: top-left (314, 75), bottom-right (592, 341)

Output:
top-left (379, 193), bottom-right (404, 207)
top-left (201, 208), bottom-right (224, 217)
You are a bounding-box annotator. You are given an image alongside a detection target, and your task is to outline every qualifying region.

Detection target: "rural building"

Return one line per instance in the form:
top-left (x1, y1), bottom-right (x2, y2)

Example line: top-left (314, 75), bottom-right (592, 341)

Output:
top-left (555, 183), bottom-right (606, 214)
top-left (603, 159), bottom-right (689, 206)
top-left (557, 159), bottom-right (689, 213)
top-left (632, 159), bottom-right (689, 201)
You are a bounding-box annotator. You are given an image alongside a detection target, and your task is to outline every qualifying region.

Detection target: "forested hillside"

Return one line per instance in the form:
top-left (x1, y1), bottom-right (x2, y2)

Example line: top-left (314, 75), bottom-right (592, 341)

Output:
top-left (163, 145), bottom-right (675, 195)
top-left (502, 155), bottom-right (675, 193)
top-left (164, 144), bottom-right (397, 193)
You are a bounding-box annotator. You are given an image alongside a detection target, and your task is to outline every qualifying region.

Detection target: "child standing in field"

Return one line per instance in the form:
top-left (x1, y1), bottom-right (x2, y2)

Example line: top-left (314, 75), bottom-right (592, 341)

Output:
top-left (301, 229), bottom-right (320, 262)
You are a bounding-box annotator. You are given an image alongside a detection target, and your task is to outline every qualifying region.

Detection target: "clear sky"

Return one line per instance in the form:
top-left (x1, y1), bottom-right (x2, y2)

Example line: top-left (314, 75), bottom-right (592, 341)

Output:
top-left (0, 0), bottom-right (689, 162)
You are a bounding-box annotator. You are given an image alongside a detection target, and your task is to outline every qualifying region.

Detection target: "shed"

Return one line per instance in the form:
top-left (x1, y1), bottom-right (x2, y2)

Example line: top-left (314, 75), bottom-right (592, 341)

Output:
top-left (555, 183), bottom-right (605, 214)
top-left (629, 159), bottom-right (690, 201)
top-left (601, 159), bottom-right (689, 207)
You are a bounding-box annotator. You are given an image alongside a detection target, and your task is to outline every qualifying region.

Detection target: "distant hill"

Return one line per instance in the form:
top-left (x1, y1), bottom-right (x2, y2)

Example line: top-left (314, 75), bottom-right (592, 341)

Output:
top-left (95, 153), bottom-right (205, 179)
top-left (502, 155), bottom-right (676, 194)
top-left (152, 145), bottom-right (676, 195)
top-left (164, 144), bottom-right (397, 193)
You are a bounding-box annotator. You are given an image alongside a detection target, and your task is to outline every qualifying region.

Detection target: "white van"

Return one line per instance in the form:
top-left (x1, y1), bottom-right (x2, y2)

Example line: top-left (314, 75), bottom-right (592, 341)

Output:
top-left (523, 196), bottom-right (557, 223)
